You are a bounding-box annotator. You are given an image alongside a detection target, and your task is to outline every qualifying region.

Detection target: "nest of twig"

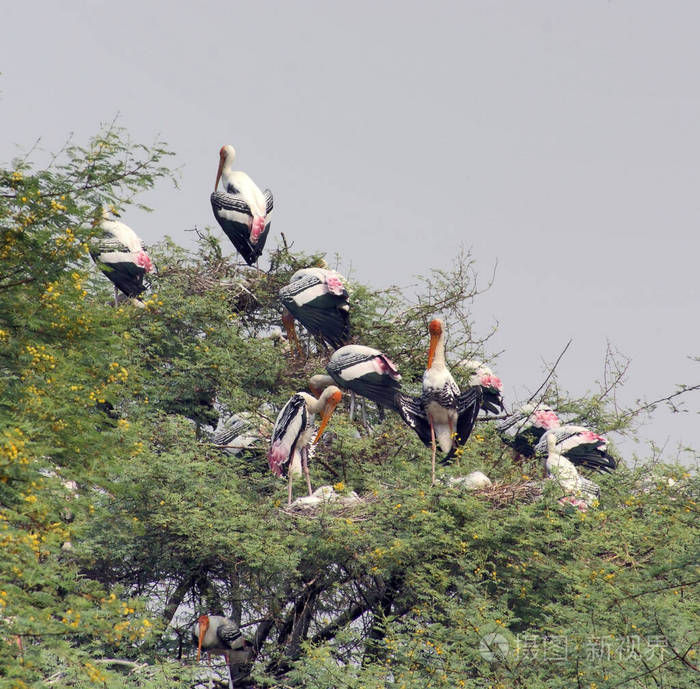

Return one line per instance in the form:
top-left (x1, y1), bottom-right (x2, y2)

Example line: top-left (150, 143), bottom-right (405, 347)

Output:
top-left (475, 480), bottom-right (543, 507)
top-left (162, 260), bottom-right (264, 312)
top-left (280, 491), bottom-right (380, 521)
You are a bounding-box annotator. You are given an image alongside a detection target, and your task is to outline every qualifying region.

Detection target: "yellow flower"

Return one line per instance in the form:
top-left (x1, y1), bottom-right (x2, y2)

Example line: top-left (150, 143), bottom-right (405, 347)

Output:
top-left (333, 482), bottom-right (345, 492)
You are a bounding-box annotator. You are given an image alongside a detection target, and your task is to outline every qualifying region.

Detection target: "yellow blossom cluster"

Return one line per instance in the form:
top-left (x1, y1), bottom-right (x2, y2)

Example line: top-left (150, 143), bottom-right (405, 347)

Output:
top-left (1, 428), bottom-right (30, 478)
top-left (84, 662), bottom-right (108, 683)
top-left (107, 362), bottom-right (129, 384)
top-left (25, 343), bottom-right (57, 372)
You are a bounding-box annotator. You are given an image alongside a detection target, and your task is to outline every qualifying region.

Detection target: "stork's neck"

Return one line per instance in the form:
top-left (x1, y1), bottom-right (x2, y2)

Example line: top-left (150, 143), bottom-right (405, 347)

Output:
top-left (430, 333), bottom-right (447, 369)
top-left (307, 386), bottom-right (338, 414)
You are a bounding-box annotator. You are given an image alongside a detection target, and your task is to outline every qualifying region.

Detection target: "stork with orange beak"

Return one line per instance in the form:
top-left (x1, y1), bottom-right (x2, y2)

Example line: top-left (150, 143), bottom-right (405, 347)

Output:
top-left (192, 613), bottom-right (252, 689)
top-left (398, 319), bottom-right (482, 485)
top-left (268, 386), bottom-right (343, 505)
top-left (211, 145), bottom-right (273, 265)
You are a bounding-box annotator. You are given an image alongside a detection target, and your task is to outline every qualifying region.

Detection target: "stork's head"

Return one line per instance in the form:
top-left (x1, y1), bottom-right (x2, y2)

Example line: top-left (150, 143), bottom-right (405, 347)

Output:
top-left (215, 144), bottom-right (236, 191)
top-left (427, 318), bottom-right (444, 368)
top-left (308, 374), bottom-right (331, 398)
top-left (313, 386), bottom-right (343, 443)
top-left (196, 613), bottom-right (210, 661)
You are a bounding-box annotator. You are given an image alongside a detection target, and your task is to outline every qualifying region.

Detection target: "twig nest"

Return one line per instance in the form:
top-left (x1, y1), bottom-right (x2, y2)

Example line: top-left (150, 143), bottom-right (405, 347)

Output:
top-left (447, 471), bottom-right (492, 491)
top-left (289, 485), bottom-right (362, 510)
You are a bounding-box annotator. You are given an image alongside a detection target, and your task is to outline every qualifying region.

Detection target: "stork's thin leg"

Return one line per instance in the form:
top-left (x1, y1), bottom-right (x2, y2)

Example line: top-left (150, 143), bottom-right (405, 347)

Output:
top-left (349, 391), bottom-right (356, 421)
top-left (225, 653), bottom-right (234, 689)
top-left (430, 418), bottom-right (437, 486)
top-left (302, 448), bottom-right (313, 496)
top-left (360, 398), bottom-right (368, 429)
top-left (449, 419), bottom-right (459, 467)
top-left (287, 471), bottom-right (293, 506)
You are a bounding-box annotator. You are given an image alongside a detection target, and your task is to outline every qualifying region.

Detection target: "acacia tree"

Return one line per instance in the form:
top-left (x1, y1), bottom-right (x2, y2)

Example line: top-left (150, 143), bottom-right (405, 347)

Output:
top-left (1, 130), bottom-right (698, 689)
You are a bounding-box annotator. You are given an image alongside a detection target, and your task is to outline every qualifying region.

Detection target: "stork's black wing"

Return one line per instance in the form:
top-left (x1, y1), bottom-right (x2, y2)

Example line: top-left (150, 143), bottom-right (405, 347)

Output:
top-left (285, 301), bottom-right (350, 349)
top-left (96, 260), bottom-right (146, 298)
top-left (211, 189), bottom-right (273, 265)
top-left (216, 621), bottom-right (244, 650)
top-left (396, 393), bottom-right (432, 446)
top-left (454, 386), bottom-right (483, 448)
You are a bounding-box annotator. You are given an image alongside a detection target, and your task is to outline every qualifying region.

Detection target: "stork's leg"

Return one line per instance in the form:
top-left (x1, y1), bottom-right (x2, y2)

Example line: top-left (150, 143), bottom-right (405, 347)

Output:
top-left (430, 418), bottom-right (437, 486)
top-left (287, 470), bottom-right (294, 506)
top-left (360, 398), bottom-right (368, 429)
top-left (225, 652), bottom-right (234, 689)
top-left (302, 447), bottom-right (313, 496)
top-left (449, 419), bottom-right (459, 467)
top-left (349, 391), bottom-right (356, 421)
top-left (114, 284), bottom-right (119, 308)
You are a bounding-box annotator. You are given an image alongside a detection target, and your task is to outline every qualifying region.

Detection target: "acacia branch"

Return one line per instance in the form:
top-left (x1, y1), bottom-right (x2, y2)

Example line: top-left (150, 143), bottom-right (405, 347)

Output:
top-left (525, 339), bottom-right (573, 407)
top-left (617, 384), bottom-right (700, 423)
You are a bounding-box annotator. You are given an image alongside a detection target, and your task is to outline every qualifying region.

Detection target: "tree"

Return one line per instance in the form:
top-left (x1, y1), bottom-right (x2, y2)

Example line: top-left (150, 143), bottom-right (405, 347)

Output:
top-left (1, 128), bottom-right (698, 689)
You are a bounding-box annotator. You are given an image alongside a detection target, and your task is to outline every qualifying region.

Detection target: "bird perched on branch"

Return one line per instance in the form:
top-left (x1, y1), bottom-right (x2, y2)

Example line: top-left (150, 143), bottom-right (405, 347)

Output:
top-left (268, 386), bottom-right (343, 505)
top-left (211, 144), bottom-right (273, 265)
top-left (193, 614), bottom-right (251, 664)
top-left (192, 614), bottom-right (252, 689)
top-left (499, 404), bottom-right (616, 473)
top-left (280, 267), bottom-right (350, 353)
top-left (309, 344), bottom-right (402, 423)
top-left (497, 403), bottom-right (561, 459)
top-left (457, 359), bottom-right (505, 415)
top-left (534, 425), bottom-right (616, 473)
top-left (398, 319), bottom-right (482, 485)
top-left (90, 206), bottom-right (153, 305)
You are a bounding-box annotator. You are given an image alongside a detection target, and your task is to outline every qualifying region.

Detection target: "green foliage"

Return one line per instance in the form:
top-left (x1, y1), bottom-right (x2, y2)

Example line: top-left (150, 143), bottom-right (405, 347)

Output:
top-left (1, 129), bottom-right (698, 689)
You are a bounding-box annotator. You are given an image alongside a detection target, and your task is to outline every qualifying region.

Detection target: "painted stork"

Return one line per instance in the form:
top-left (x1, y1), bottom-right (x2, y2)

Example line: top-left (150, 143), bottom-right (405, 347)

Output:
top-left (309, 344), bottom-right (402, 423)
top-left (544, 431), bottom-right (600, 508)
top-left (534, 425), bottom-right (616, 473)
top-left (90, 206), bottom-right (153, 305)
top-left (458, 359), bottom-right (505, 414)
top-left (398, 319), bottom-right (482, 485)
top-left (211, 413), bottom-right (259, 456)
top-left (192, 613), bottom-right (252, 689)
top-left (268, 386), bottom-right (343, 505)
top-left (280, 267), bottom-right (350, 352)
top-left (497, 403), bottom-right (561, 459)
top-left (211, 145), bottom-right (273, 265)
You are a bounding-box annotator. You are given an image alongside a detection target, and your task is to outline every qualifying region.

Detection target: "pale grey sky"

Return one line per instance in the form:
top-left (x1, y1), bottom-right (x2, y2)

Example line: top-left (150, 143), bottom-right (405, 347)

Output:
top-left (3, 1), bottom-right (698, 462)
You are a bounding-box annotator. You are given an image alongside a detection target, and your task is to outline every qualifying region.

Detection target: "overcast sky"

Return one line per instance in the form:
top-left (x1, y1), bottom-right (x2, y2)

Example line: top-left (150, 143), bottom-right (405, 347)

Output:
top-left (3, 1), bottom-right (698, 463)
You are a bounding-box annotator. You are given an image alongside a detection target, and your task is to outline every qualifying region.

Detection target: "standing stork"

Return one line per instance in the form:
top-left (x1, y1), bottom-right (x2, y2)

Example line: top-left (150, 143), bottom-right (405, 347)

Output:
top-left (544, 431), bottom-right (600, 509)
top-left (211, 144), bottom-right (273, 265)
top-left (90, 206), bottom-right (153, 305)
top-left (398, 319), bottom-right (482, 485)
top-left (268, 386), bottom-right (343, 505)
top-left (280, 268), bottom-right (350, 353)
top-left (534, 425), bottom-right (617, 473)
top-left (309, 344), bottom-right (402, 423)
top-left (192, 614), bottom-right (252, 689)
